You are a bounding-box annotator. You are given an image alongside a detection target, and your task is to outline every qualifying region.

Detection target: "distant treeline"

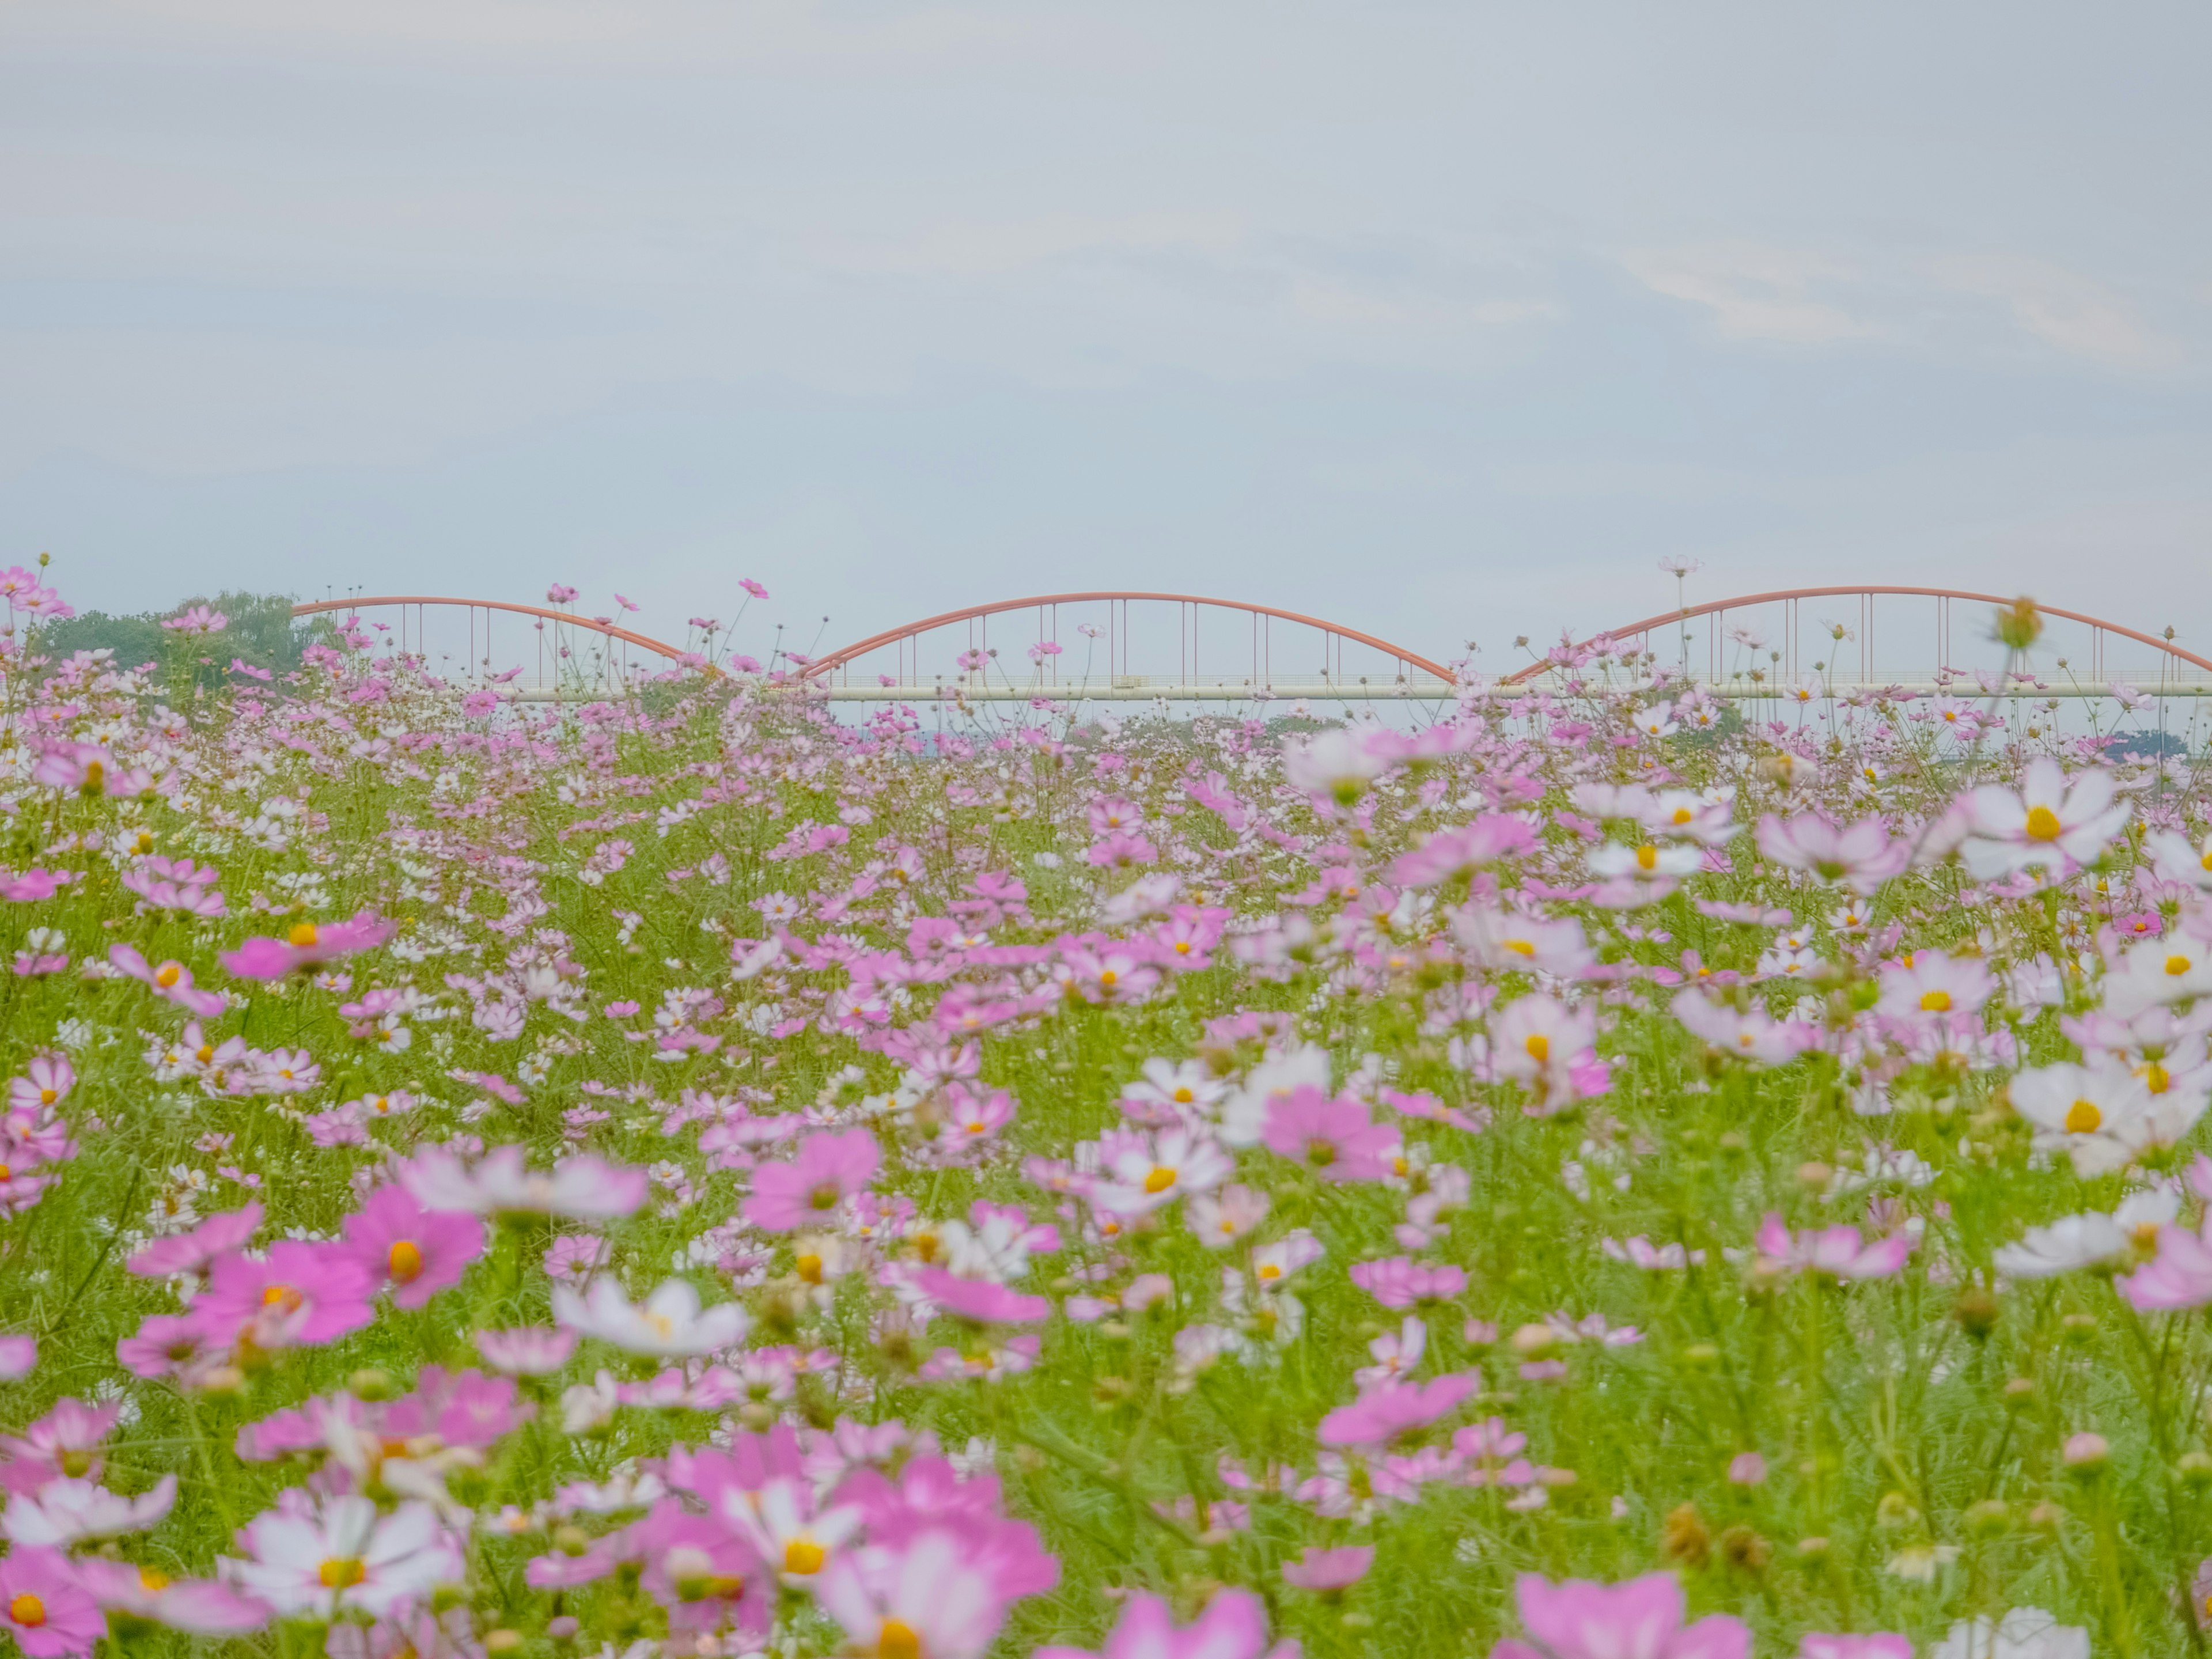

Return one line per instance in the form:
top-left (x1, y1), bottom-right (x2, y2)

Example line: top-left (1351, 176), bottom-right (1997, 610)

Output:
top-left (40, 592), bottom-right (320, 683)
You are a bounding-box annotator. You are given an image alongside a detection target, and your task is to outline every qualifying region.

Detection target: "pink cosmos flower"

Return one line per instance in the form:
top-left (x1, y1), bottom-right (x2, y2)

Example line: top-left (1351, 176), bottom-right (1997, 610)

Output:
top-left (219, 912), bottom-right (397, 980)
top-left (339, 1186), bottom-right (485, 1309)
top-left (127, 1203), bottom-right (262, 1279)
top-left (1493, 1572), bottom-right (1749, 1659)
top-left (1389, 816), bottom-right (1536, 888)
top-left (0, 1548), bottom-right (105, 1657)
top-left (547, 584), bottom-right (579, 604)
top-left (116, 1315), bottom-right (214, 1381)
top-left (1040, 1589), bottom-right (1287, 1659)
top-left (0, 1336), bottom-right (33, 1378)
top-left (904, 1268), bottom-right (1050, 1325)
top-left (2121, 1226), bottom-right (2212, 1310)
top-left (71, 1558), bottom-right (270, 1634)
top-left (1259, 1087), bottom-right (1399, 1182)
top-left (109, 945), bottom-right (228, 1016)
top-left (1753, 1213), bottom-right (1914, 1281)
top-left (194, 1241), bottom-right (377, 1347)
top-left (1282, 1545), bottom-right (1374, 1592)
top-left (1349, 1257), bottom-right (1468, 1309)
top-left (745, 1129), bottom-right (881, 1232)
top-left (1318, 1373), bottom-right (1479, 1448)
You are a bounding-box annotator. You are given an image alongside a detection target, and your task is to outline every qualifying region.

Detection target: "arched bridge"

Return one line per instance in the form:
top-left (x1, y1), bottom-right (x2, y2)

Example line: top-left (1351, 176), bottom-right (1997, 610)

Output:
top-left (799, 591), bottom-right (1456, 703)
top-left (291, 596), bottom-right (685, 698)
top-left (1499, 585), bottom-right (2212, 698)
top-left (285, 586), bottom-right (2212, 706)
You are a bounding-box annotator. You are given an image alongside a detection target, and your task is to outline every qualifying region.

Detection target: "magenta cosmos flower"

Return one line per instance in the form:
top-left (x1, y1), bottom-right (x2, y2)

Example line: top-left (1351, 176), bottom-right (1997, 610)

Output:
top-left (1040, 1588), bottom-right (1289, 1659)
top-left (0, 1548), bottom-right (105, 1657)
top-left (127, 1203), bottom-right (262, 1279)
top-left (1282, 1545), bottom-right (1374, 1592)
top-left (195, 1241), bottom-right (376, 1347)
top-left (1318, 1373), bottom-right (1479, 1449)
top-left (339, 1186), bottom-right (484, 1309)
top-left (1349, 1256), bottom-right (1468, 1309)
top-left (1259, 1087), bottom-right (1399, 1182)
top-left (1493, 1572), bottom-right (1748, 1659)
top-left (70, 1559), bottom-right (270, 1635)
top-left (219, 912), bottom-right (397, 980)
top-left (745, 1129), bottom-right (881, 1232)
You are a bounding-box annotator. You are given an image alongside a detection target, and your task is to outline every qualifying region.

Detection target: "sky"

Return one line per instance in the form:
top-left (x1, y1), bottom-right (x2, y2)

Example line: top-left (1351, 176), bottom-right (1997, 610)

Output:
top-left (4, 0), bottom-right (2210, 680)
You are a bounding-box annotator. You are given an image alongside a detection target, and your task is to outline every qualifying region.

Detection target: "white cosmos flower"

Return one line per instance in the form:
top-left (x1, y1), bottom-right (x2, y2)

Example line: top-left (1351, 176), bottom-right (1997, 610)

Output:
top-left (225, 1494), bottom-right (461, 1618)
top-left (1932, 1609), bottom-right (2090, 1659)
top-left (3, 1475), bottom-right (176, 1545)
top-left (1589, 841), bottom-right (1703, 882)
top-left (2009, 1059), bottom-right (2206, 1176)
top-left (1995, 1190), bottom-right (2178, 1278)
top-left (552, 1277), bottom-right (752, 1357)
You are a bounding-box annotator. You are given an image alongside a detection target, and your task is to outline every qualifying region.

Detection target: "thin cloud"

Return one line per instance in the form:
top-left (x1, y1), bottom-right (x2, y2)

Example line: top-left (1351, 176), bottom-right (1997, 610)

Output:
top-left (1936, 254), bottom-right (2176, 370)
top-left (1622, 244), bottom-right (1878, 344)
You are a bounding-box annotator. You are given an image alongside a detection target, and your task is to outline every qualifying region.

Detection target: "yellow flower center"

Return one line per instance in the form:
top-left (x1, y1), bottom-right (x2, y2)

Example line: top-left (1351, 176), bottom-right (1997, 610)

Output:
top-left (1172, 1086), bottom-right (1194, 1103)
top-left (2024, 805), bottom-right (2063, 842)
top-left (1143, 1166), bottom-right (1177, 1194)
top-left (317, 1558), bottom-right (366, 1590)
top-left (796, 1252), bottom-right (824, 1284)
top-left (156, 964), bottom-right (180, 988)
top-left (2167, 955), bottom-right (2192, 977)
top-left (7, 1595), bottom-right (43, 1628)
top-left (1919, 990), bottom-right (1950, 1013)
top-left (1174, 940), bottom-right (1192, 955)
top-left (1100, 969), bottom-right (1118, 987)
top-left (137, 1569), bottom-right (168, 1592)
top-left (261, 1283), bottom-right (302, 1312)
top-left (1257, 1262), bottom-right (1281, 1280)
top-left (1672, 807), bottom-right (1693, 825)
top-left (879, 1619), bottom-right (923, 1659)
top-left (783, 1538), bottom-right (826, 1575)
top-left (1634, 844), bottom-right (1659, 871)
top-left (388, 1240), bottom-right (424, 1283)
top-left (36, 1089), bottom-right (54, 1106)
top-left (1503, 938), bottom-right (1536, 957)
top-left (1524, 1033), bottom-right (1550, 1063)
top-left (2140, 1062), bottom-right (2172, 1096)
top-left (288, 922), bottom-right (320, 948)
top-left (2065, 1099), bottom-right (2103, 1134)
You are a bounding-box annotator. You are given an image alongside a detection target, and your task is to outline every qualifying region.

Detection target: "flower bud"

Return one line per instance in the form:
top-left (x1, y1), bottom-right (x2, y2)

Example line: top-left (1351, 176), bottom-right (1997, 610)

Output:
top-left (2063, 1432), bottom-right (2108, 1471)
top-left (1995, 597), bottom-right (2044, 652)
top-left (2003, 1377), bottom-right (2036, 1409)
top-left (1953, 1287), bottom-right (2000, 1339)
top-left (484, 1633), bottom-right (523, 1654)
top-left (1510, 1323), bottom-right (1560, 1358)
top-left (1963, 1499), bottom-right (2010, 1537)
top-left (2181, 1452), bottom-right (2212, 1486)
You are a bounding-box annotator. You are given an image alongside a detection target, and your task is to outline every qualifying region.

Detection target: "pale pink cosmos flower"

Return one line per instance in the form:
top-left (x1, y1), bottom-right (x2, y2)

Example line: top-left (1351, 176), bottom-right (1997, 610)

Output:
top-left (1039, 1588), bottom-right (1286, 1659)
top-left (109, 945), bottom-right (227, 1016)
top-left (1491, 1571), bottom-right (1749, 1659)
top-left (1187, 1183), bottom-right (1270, 1247)
top-left (1956, 757), bottom-right (2129, 881)
top-left (817, 1527), bottom-right (1034, 1659)
top-left (0, 1336), bottom-right (33, 1378)
top-left (195, 1241), bottom-right (377, 1348)
top-left (1672, 989), bottom-right (1821, 1066)
top-left (399, 1144), bottom-right (648, 1220)
top-left (1876, 950), bottom-right (1994, 1021)
top-left (1754, 810), bottom-right (1912, 893)
top-left (2, 1475), bottom-right (176, 1546)
top-left (1800, 1638), bottom-right (1912, 1659)
top-left (2120, 1226), bottom-right (2212, 1310)
top-left (226, 1493), bottom-right (463, 1619)
top-left (475, 1326), bottom-right (579, 1376)
top-left (1090, 1125), bottom-right (1232, 1216)
top-left (1753, 1213), bottom-right (1914, 1281)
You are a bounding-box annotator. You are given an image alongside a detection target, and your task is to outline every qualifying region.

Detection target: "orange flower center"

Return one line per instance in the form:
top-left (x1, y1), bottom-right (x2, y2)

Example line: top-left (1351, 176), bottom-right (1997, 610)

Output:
top-left (388, 1240), bottom-right (424, 1283)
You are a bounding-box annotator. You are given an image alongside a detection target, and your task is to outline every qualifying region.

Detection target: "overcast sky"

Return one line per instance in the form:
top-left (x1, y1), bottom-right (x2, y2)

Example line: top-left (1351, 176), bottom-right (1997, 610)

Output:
top-left (5, 1), bottom-right (2210, 674)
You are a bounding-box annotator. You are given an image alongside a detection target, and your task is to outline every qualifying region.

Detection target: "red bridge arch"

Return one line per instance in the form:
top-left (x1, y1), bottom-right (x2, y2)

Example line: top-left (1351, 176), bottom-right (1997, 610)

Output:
top-left (802, 591), bottom-right (1455, 692)
top-left (291, 596), bottom-right (686, 684)
top-left (1501, 585), bottom-right (2212, 688)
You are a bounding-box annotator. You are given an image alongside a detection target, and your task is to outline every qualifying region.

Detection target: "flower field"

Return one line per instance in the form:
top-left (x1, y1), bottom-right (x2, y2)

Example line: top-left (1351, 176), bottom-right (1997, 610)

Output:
top-left (7, 570), bottom-right (2212, 1659)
